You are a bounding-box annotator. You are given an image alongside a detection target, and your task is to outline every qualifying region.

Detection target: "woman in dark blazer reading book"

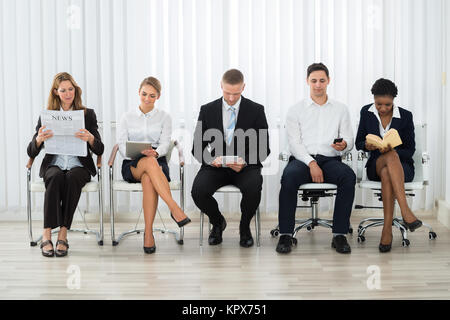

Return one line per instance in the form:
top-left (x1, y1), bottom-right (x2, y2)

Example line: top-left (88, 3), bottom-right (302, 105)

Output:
top-left (27, 72), bottom-right (104, 257)
top-left (355, 78), bottom-right (422, 252)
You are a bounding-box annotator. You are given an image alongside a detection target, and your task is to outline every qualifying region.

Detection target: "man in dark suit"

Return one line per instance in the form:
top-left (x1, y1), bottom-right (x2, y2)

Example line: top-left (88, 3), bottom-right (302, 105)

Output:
top-left (191, 69), bottom-right (270, 247)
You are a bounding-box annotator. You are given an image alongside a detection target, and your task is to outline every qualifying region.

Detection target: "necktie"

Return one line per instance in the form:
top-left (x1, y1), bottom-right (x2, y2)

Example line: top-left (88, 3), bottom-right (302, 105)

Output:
top-left (226, 106), bottom-right (236, 145)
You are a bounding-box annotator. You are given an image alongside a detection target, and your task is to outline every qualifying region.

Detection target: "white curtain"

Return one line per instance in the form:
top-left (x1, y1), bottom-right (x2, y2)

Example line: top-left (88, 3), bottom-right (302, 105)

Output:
top-left (0, 0), bottom-right (446, 217)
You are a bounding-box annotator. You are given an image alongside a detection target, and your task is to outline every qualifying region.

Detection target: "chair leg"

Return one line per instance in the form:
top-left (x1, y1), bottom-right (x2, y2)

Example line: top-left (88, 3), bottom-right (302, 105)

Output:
top-left (27, 172), bottom-right (37, 247)
top-left (110, 167), bottom-right (118, 246)
top-left (199, 212), bottom-right (204, 246)
top-left (255, 207), bottom-right (261, 247)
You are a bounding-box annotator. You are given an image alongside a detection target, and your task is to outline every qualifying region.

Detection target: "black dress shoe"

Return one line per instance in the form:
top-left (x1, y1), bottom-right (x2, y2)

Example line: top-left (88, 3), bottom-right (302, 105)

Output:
top-left (170, 213), bottom-right (192, 228)
top-left (40, 240), bottom-right (54, 258)
top-left (276, 235), bottom-right (294, 254)
top-left (331, 235), bottom-right (351, 254)
top-left (143, 232), bottom-right (156, 254)
top-left (402, 219), bottom-right (422, 232)
top-left (239, 225), bottom-right (254, 248)
top-left (379, 233), bottom-right (393, 253)
top-left (55, 239), bottom-right (69, 257)
top-left (208, 217), bottom-right (227, 245)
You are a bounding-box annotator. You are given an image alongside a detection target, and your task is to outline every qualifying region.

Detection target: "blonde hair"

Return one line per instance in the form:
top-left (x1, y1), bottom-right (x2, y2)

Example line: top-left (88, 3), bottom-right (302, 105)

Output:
top-left (47, 72), bottom-right (85, 111)
top-left (139, 76), bottom-right (161, 97)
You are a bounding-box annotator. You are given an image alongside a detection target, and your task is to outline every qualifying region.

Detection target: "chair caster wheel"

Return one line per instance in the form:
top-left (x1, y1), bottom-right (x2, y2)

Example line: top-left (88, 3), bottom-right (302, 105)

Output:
top-left (136, 231), bottom-right (140, 234)
top-left (30, 241), bottom-right (38, 247)
top-left (270, 229), bottom-right (279, 237)
top-left (98, 240), bottom-right (103, 246)
top-left (429, 232), bottom-right (437, 240)
top-left (178, 240), bottom-right (184, 245)
top-left (348, 228), bottom-right (353, 235)
top-left (357, 235), bottom-right (365, 243)
top-left (306, 226), bottom-right (313, 232)
top-left (112, 241), bottom-right (119, 246)
top-left (402, 239), bottom-right (410, 247)
top-left (292, 238), bottom-right (298, 246)
top-left (84, 232), bottom-right (88, 234)
top-left (161, 230), bottom-right (166, 234)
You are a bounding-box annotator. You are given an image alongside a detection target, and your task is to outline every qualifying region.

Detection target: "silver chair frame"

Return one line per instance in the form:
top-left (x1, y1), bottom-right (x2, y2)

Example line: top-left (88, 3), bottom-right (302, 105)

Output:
top-left (109, 140), bottom-right (185, 246)
top-left (26, 156), bottom-right (104, 246)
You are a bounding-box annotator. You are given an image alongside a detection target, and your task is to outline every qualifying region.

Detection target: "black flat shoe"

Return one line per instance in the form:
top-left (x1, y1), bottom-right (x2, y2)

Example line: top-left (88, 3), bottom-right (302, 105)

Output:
top-left (208, 216), bottom-right (227, 246)
top-left (331, 235), bottom-right (351, 254)
top-left (379, 233), bottom-right (393, 253)
top-left (276, 235), bottom-right (294, 254)
top-left (40, 240), bottom-right (54, 257)
top-left (170, 213), bottom-right (191, 228)
top-left (239, 224), bottom-right (254, 248)
top-left (143, 233), bottom-right (156, 254)
top-left (55, 239), bottom-right (69, 257)
top-left (402, 219), bottom-right (422, 232)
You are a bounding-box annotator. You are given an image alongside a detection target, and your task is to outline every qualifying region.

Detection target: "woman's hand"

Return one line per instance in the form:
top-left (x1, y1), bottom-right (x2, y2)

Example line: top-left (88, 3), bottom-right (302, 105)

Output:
top-left (75, 129), bottom-right (94, 146)
top-left (36, 126), bottom-right (53, 147)
top-left (379, 144), bottom-right (393, 154)
top-left (141, 149), bottom-right (159, 158)
top-left (365, 141), bottom-right (378, 151)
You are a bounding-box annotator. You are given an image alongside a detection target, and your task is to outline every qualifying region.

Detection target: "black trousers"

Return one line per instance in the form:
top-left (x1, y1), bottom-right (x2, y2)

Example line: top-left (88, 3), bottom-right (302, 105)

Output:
top-left (191, 166), bottom-right (263, 227)
top-left (43, 166), bottom-right (91, 230)
top-left (278, 155), bottom-right (356, 234)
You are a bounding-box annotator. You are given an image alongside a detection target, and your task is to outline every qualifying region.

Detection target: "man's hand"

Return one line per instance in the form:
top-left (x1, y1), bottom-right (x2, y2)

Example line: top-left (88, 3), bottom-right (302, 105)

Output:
top-left (225, 157), bottom-right (246, 172)
top-left (309, 160), bottom-right (324, 183)
top-left (211, 157), bottom-right (222, 168)
top-left (331, 140), bottom-right (347, 151)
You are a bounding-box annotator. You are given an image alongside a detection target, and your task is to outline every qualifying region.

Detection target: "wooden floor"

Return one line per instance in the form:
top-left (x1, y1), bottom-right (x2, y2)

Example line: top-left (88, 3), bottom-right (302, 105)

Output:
top-left (1, 215), bottom-right (450, 300)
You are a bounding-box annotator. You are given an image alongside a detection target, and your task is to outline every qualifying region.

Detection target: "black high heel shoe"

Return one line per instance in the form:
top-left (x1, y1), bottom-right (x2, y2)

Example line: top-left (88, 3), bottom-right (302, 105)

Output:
top-left (55, 239), bottom-right (69, 257)
top-left (379, 233), bottom-right (393, 253)
top-left (143, 232), bottom-right (156, 254)
top-left (402, 219), bottom-right (423, 232)
top-left (170, 213), bottom-right (191, 228)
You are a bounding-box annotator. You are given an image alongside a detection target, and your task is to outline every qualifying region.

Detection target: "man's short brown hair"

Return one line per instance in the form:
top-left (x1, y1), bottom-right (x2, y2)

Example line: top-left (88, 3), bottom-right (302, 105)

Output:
top-left (222, 69), bottom-right (244, 85)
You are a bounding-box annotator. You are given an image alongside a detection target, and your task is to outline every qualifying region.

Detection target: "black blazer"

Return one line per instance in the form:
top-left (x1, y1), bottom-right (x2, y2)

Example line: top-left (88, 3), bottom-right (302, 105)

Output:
top-left (191, 96), bottom-right (270, 168)
top-left (27, 108), bottom-right (104, 177)
top-left (355, 104), bottom-right (415, 169)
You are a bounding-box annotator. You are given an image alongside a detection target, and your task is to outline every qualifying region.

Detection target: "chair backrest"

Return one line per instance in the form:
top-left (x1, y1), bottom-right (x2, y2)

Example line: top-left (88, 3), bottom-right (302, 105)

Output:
top-left (165, 140), bottom-right (176, 163)
top-left (411, 124), bottom-right (425, 183)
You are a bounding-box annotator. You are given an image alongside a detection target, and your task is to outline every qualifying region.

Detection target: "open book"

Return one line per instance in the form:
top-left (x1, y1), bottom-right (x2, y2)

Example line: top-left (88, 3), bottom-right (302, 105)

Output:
top-left (366, 128), bottom-right (402, 150)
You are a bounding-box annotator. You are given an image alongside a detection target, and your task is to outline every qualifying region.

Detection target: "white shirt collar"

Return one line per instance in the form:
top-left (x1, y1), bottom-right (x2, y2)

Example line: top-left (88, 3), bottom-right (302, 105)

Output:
top-left (368, 103), bottom-right (401, 118)
top-left (307, 95), bottom-right (332, 107)
top-left (137, 106), bottom-right (157, 117)
top-left (222, 96), bottom-right (242, 111)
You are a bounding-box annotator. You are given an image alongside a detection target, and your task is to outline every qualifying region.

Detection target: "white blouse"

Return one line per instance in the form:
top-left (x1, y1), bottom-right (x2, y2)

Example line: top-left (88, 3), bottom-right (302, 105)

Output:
top-left (117, 107), bottom-right (172, 159)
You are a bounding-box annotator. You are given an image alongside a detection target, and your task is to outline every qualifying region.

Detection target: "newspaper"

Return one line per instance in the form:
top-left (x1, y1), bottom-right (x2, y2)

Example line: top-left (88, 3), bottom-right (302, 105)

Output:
top-left (41, 110), bottom-right (87, 156)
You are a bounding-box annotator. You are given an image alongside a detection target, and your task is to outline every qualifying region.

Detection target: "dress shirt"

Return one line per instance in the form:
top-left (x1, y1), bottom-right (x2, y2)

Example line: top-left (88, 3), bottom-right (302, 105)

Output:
top-left (222, 96), bottom-right (241, 141)
top-left (117, 106), bottom-right (172, 159)
top-left (49, 107), bottom-right (83, 170)
top-left (367, 103), bottom-right (401, 138)
top-left (286, 96), bottom-right (354, 166)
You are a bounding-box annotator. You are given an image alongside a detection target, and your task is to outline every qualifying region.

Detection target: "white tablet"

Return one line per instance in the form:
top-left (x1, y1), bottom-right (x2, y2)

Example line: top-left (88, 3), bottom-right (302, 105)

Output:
top-left (221, 156), bottom-right (245, 167)
top-left (126, 141), bottom-right (152, 159)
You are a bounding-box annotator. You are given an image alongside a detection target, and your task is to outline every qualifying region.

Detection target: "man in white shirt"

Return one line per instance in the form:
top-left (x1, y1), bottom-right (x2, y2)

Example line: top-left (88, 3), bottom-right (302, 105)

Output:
top-left (276, 63), bottom-right (356, 254)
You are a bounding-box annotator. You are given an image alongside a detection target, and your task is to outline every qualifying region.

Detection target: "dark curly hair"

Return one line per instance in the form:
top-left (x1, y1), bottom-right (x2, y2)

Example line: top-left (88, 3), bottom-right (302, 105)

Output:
top-left (371, 78), bottom-right (398, 98)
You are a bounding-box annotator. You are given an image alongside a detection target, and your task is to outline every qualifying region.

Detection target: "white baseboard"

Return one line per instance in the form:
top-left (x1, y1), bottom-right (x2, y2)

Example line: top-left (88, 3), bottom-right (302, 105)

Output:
top-left (437, 200), bottom-right (450, 228)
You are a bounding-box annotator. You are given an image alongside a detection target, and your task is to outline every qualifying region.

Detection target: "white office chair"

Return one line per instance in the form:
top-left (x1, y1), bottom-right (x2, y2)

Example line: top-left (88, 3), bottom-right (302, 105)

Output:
top-left (108, 140), bottom-right (185, 246)
top-left (355, 124), bottom-right (437, 247)
top-left (199, 185), bottom-right (261, 247)
top-left (270, 152), bottom-right (354, 245)
top-left (26, 155), bottom-right (104, 246)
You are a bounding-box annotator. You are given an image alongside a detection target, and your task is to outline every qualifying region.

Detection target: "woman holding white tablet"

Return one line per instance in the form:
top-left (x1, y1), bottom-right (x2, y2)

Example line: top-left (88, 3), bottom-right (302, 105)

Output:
top-left (117, 77), bottom-right (191, 254)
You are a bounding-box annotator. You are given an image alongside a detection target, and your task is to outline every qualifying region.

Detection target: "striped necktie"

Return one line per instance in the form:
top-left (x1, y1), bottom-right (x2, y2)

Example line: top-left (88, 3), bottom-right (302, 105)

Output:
top-left (226, 106), bottom-right (236, 145)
